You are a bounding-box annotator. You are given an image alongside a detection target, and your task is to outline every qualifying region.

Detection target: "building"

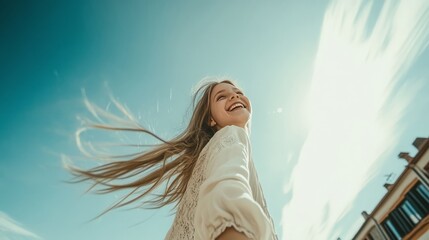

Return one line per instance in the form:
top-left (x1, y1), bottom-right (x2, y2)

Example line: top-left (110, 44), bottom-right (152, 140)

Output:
top-left (352, 137), bottom-right (429, 240)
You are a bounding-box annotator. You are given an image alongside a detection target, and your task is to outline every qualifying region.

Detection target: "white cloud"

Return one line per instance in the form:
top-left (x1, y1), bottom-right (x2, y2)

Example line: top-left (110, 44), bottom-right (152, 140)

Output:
top-left (281, 0), bottom-right (429, 239)
top-left (0, 211), bottom-right (42, 239)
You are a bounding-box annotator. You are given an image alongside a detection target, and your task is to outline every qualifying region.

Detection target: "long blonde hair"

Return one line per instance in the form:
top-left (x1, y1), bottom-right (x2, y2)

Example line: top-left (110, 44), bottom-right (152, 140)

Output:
top-left (68, 78), bottom-right (236, 216)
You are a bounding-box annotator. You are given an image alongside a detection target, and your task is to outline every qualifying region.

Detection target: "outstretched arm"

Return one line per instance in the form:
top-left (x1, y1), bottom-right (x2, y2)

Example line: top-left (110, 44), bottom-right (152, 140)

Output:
top-left (194, 126), bottom-right (272, 240)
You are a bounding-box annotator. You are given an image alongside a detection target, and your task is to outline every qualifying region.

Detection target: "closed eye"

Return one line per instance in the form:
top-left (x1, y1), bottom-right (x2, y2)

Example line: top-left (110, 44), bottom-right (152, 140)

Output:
top-left (217, 95), bottom-right (225, 101)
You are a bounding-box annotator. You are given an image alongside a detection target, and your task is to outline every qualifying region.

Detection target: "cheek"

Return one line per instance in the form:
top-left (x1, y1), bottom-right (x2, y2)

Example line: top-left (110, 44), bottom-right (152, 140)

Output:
top-left (210, 103), bottom-right (222, 119)
top-left (244, 98), bottom-right (252, 113)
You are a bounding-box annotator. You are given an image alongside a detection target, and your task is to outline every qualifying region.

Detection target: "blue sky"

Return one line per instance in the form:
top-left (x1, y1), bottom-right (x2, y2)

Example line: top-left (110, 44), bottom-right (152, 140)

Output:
top-left (0, 0), bottom-right (428, 239)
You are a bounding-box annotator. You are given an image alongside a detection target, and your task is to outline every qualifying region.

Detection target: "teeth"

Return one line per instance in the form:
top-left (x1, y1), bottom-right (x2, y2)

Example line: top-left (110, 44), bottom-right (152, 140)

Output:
top-left (229, 103), bottom-right (244, 111)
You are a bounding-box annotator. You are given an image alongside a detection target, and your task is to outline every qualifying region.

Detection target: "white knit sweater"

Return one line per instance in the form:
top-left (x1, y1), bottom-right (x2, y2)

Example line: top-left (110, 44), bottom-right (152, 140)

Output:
top-left (165, 125), bottom-right (277, 240)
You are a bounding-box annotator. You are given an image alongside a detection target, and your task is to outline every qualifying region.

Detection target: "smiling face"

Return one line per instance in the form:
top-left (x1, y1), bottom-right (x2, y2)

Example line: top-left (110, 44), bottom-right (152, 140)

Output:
top-left (209, 82), bottom-right (252, 131)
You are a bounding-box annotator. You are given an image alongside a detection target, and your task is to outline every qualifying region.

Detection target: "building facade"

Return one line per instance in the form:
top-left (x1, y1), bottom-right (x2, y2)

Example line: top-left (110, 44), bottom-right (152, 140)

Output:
top-left (353, 137), bottom-right (429, 240)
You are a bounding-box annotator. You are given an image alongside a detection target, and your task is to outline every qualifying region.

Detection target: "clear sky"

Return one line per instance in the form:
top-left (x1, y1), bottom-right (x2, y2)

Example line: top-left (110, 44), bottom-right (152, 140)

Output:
top-left (0, 0), bottom-right (428, 240)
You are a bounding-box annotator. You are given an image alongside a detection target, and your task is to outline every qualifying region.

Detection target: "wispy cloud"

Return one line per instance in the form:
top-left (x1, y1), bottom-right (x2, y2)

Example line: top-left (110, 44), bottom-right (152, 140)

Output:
top-left (0, 211), bottom-right (42, 239)
top-left (281, 0), bottom-right (429, 239)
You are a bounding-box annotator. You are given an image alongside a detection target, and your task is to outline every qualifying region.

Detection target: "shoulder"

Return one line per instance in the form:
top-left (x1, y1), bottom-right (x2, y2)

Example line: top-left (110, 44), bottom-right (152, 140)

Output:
top-left (208, 125), bottom-right (250, 149)
top-left (199, 125), bottom-right (251, 163)
top-left (198, 125), bottom-right (251, 165)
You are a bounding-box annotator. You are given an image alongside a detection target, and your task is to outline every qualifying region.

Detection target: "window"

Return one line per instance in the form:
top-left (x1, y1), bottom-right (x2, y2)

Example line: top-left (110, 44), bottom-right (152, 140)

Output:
top-left (382, 182), bottom-right (429, 239)
top-left (383, 219), bottom-right (402, 240)
top-left (416, 184), bottom-right (429, 203)
top-left (400, 200), bottom-right (422, 224)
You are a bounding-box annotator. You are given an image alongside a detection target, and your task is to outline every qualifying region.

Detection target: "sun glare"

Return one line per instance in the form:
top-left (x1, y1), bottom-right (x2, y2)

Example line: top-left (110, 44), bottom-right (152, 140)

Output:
top-left (281, 0), bottom-right (429, 239)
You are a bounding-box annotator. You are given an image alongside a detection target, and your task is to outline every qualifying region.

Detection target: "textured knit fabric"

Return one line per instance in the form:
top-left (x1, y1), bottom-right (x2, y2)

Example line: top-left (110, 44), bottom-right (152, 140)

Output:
top-left (165, 125), bottom-right (278, 240)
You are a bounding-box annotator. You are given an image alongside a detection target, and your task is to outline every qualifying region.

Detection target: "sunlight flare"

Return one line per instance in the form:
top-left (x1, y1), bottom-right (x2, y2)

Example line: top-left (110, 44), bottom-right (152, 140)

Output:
top-left (281, 0), bottom-right (429, 239)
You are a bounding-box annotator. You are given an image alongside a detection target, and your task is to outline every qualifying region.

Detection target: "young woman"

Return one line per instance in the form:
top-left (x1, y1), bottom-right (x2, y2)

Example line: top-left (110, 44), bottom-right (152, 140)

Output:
top-left (69, 79), bottom-right (278, 240)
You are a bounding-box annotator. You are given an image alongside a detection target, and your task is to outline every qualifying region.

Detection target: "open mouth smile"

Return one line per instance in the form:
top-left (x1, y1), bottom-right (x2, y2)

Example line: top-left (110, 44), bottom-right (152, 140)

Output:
top-left (228, 102), bottom-right (246, 112)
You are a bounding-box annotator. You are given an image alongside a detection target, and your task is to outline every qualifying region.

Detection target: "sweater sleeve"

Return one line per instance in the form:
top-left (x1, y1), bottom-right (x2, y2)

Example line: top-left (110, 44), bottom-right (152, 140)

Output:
top-left (193, 126), bottom-right (272, 240)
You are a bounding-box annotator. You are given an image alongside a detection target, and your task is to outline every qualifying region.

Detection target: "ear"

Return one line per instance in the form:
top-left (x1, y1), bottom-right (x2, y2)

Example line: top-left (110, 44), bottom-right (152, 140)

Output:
top-left (209, 118), bottom-right (216, 127)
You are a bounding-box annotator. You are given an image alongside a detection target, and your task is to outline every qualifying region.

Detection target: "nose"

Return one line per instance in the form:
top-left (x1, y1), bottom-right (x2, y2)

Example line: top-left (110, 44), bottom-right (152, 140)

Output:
top-left (229, 93), bottom-right (240, 100)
